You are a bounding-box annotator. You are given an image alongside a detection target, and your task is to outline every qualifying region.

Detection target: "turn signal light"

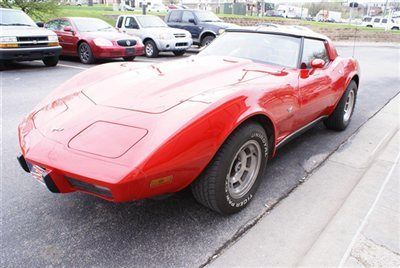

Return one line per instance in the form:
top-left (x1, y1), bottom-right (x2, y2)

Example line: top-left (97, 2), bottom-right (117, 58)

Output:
top-left (47, 42), bottom-right (59, 47)
top-left (0, 43), bottom-right (19, 48)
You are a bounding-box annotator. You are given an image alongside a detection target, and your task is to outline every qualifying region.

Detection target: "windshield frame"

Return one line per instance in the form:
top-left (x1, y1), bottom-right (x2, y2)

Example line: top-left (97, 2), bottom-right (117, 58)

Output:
top-left (0, 9), bottom-right (37, 27)
top-left (71, 18), bottom-right (116, 32)
top-left (136, 15), bottom-right (168, 28)
top-left (199, 31), bottom-right (304, 69)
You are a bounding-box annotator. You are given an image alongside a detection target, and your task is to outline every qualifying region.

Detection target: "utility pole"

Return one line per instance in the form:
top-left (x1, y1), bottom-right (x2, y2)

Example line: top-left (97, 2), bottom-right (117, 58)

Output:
top-left (383, 0), bottom-right (389, 17)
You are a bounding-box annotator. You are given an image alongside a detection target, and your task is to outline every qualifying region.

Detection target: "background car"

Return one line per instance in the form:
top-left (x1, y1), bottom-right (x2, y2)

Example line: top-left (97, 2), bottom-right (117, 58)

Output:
top-left (362, 16), bottom-right (400, 30)
top-left (147, 3), bottom-right (168, 13)
top-left (45, 17), bottom-right (144, 64)
top-left (116, 14), bottom-right (192, 57)
top-left (165, 9), bottom-right (238, 46)
top-left (0, 8), bottom-right (61, 67)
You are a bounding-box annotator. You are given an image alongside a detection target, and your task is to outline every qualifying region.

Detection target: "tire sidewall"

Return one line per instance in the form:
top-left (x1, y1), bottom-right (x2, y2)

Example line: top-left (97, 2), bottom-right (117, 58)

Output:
top-left (339, 81), bottom-right (358, 127)
top-left (215, 124), bottom-right (268, 214)
top-left (201, 36), bottom-right (215, 47)
top-left (145, 40), bottom-right (158, 57)
top-left (78, 42), bottom-right (94, 64)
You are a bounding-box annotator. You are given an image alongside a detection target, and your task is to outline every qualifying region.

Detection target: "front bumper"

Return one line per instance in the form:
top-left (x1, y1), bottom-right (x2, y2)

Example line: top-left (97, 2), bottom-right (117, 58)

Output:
top-left (156, 38), bottom-right (193, 51)
top-left (0, 46), bottom-right (62, 61)
top-left (93, 45), bottom-right (144, 59)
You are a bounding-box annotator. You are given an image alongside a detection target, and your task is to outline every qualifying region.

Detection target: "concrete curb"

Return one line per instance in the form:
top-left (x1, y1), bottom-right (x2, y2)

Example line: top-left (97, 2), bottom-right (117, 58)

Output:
top-left (209, 94), bottom-right (400, 267)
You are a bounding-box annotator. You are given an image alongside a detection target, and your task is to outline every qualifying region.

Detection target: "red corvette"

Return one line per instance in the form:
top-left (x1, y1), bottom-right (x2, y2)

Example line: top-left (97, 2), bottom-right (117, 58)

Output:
top-left (17, 27), bottom-right (359, 214)
top-left (45, 17), bottom-right (144, 64)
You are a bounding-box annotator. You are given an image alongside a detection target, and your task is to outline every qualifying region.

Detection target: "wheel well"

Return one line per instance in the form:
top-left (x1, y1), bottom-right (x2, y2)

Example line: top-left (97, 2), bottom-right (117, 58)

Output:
top-left (143, 37), bottom-right (154, 44)
top-left (200, 32), bottom-right (216, 42)
top-left (352, 74), bottom-right (359, 87)
top-left (76, 40), bottom-right (87, 52)
top-left (241, 114), bottom-right (275, 158)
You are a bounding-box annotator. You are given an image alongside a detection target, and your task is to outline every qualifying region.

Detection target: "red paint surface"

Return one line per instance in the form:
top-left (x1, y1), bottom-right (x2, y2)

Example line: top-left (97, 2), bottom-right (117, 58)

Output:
top-left (18, 40), bottom-right (359, 202)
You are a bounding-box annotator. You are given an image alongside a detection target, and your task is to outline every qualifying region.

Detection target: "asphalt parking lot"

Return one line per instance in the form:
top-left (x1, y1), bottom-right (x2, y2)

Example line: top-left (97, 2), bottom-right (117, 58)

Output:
top-left (2, 46), bottom-right (399, 267)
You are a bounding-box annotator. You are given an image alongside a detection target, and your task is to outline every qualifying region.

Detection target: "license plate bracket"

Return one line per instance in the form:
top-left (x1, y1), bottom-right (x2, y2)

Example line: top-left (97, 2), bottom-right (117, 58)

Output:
top-left (125, 47), bottom-right (135, 55)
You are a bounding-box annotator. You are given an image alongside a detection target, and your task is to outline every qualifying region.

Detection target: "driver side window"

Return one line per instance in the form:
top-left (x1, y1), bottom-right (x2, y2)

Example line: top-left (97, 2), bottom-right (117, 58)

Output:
top-left (125, 17), bottom-right (139, 29)
top-left (301, 38), bottom-right (329, 69)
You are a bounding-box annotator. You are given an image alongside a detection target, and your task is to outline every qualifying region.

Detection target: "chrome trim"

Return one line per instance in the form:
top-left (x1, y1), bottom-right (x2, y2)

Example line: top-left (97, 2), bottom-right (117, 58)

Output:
top-left (277, 115), bottom-right (328, 148)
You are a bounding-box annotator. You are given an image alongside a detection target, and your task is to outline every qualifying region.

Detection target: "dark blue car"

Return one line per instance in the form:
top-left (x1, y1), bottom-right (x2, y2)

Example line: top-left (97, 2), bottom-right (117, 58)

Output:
top-left (165, 9), bottom-right (237, 47)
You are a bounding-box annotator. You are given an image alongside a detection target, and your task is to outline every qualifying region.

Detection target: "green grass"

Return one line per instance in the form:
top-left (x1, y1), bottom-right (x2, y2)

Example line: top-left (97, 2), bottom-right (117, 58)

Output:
top-left (43, 5), bottom-right (398, 35)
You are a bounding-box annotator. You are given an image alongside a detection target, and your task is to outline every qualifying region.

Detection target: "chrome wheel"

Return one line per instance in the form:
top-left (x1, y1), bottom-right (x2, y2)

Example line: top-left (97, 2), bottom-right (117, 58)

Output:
top-left (343, 89), bottom-right (355, 122)
top-left (227, 140), bottom-right (262, 199)
top-left (145, 43), bottom-right (154, 57)
top-left (79, 43), bottom-right (90, 63)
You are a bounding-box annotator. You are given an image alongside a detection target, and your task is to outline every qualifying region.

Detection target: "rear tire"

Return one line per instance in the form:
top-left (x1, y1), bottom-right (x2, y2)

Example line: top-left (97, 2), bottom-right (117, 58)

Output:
top-left (324, 80), bottom-right (357, 131)
top-left (42, 56), bottom-right (59, 67)
top-left (123, 56), bottom-right (135, 61)
top-left (191, 122), bottom-right (268, 214)
top-left (173, 50), bottom-right (186, 56)
top-left (144, 40), bottom-right (159, 58)
top-left (78, 42), bottom-right (95, 64)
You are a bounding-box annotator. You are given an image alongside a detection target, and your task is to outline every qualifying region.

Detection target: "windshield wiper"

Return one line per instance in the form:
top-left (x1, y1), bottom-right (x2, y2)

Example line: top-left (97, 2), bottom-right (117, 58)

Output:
top-left (2, 23), bottom-right (34, 26)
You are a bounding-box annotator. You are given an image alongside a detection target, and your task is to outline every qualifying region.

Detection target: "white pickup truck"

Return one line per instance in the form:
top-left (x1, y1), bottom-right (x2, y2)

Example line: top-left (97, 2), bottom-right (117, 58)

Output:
top-left (115, 14), bottom-right (192, 58)
top-left (0, 8), bottom-right (61, 66)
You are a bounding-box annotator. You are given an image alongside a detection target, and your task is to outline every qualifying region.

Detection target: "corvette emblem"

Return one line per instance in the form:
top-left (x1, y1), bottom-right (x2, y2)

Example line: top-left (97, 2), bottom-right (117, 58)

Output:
top-left (51, 127), bottom-right (64, 132)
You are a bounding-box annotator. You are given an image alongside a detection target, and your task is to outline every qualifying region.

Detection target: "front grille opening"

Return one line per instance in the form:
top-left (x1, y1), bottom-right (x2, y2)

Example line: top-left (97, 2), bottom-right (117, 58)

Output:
top-left (176, 42), bottom-right (188, 47)
top-left (66, 177), bottom-right (112, 198)
top-left (174, 33), bottom-right (186, 38)
top-left (117, 39), bottom-right (137, 47)
top-left (17, 36), bottom-right (48, 42)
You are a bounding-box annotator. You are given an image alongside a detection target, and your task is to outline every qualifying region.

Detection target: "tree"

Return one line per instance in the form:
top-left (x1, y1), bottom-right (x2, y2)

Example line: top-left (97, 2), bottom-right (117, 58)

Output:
top-left (0, 0), bottom-right (59, 21)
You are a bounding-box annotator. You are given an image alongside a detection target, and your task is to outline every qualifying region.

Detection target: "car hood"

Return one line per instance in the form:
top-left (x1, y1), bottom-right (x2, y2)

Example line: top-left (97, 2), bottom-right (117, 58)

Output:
top-left (83, 31), bottom-right (136, 40)
top-left (1, 25), bottom-right (57, 37)
top-left (82, 56), bottom-right (256, 113)
top-left (142, 27), bottom-right (189, 35)
top-left (202, 21), bottom-right (238, 29)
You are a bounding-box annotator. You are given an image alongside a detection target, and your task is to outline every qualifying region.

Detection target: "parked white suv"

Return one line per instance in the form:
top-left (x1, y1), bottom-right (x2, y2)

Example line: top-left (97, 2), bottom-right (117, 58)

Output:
top-left (0, 8), bottom-right (61, 66)
top-left (362, 16), bottom-right (400, 30)
top-left (116, 15), bottom-right (192, 57)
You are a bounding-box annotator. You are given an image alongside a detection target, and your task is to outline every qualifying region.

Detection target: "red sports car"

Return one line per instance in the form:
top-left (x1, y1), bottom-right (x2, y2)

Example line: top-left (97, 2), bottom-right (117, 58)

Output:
top-left (45, 17), bottom-right (144, 64)
top-left (17, 27), bottom-right (359, 214)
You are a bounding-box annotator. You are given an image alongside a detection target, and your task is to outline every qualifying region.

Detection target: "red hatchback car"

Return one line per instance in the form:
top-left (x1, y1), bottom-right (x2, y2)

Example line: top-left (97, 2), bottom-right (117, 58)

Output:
top-left (18, 27), bottom-right (359, 214)
top-left (45, 17), bottom-right (144, 64)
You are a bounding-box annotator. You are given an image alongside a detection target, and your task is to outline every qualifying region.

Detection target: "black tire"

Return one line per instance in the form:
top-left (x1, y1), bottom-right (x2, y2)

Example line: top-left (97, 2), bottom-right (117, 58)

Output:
top-left (78, 42), bottom-right (95, 64)
top-left (392, 27), bottom-right (399, 30)
top-left (42, 56), bottom-right (59, 67)
top-left (173, 50), bottom-right (186, 56)
top-left (123, 56), bottom-right (135, 61)
top-left (191, 122), bottom-right (268, 214)
top-left (324, 80), bottom-right (357, 131)
top-left (201, 35), bottom-right (215, 47)
top-left (144, 40), bottom-right (159, 58)
top-left (366, 25), bottom-right (373, 28)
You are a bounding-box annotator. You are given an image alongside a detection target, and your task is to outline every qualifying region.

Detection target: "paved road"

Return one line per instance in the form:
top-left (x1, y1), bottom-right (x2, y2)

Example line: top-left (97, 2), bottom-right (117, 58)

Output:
top-left (1, 46), bottom-right (399, 267)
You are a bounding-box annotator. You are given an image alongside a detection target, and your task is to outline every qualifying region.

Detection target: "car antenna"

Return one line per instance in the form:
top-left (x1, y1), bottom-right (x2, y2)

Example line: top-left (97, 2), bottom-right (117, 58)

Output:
top-left (352, 27), bottom-right (358, 58)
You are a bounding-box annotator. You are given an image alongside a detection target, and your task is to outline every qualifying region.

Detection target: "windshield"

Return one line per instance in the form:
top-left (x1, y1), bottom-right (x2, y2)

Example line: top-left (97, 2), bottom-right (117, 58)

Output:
top-left (200, 32), bottom-right (301, 68)
top-left (0, 9), bottom-right (36, 27)
top-left (195, 11), bottom-right (222, 22)
top-left (137, 16), bottom-right (167, 28)
top-left (72, 18), bottom-right (116, 32)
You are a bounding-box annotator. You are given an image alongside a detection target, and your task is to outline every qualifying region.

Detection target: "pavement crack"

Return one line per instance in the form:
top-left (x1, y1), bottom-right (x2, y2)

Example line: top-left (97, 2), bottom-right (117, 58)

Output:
top-left (364, 236), bottom-right (400, 256)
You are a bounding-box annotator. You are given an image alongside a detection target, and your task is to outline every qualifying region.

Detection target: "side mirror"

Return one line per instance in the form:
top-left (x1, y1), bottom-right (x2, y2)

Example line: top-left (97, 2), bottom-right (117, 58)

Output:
top-left (310, 58), bottom-right (325, 69)
top-left (64, 26), bottom-right (73, 32)
top-left (36, 22), bottom-right (44, 27)
top-left (188, 18), bottom-right (196, 24)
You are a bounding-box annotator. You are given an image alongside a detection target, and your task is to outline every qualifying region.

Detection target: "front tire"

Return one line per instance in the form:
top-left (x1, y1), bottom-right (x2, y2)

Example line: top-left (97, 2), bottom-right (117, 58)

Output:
top-left (42, 56), bottom-right (59, 67)
top-left (191, 122), bottom-right (268, 214)
top-left (173, 50), bottom-right (186, 56)
top-left (123, 56), bottom-right (135, 61)
top-left (324, 80), bottom-right (357, 131)
top-left (201, 35), bottom-right (215, 47)
top-left (78, 42), bottom-right (95, 64)
top-left (144, 40), bottom-right (159, 58)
